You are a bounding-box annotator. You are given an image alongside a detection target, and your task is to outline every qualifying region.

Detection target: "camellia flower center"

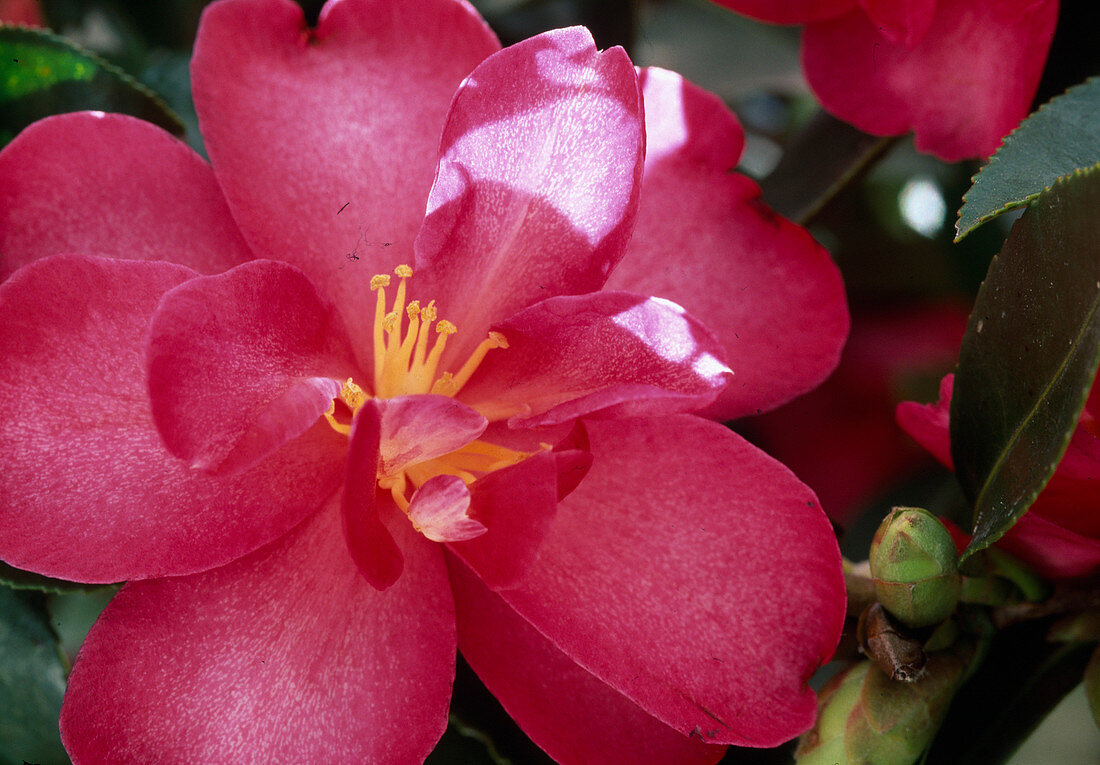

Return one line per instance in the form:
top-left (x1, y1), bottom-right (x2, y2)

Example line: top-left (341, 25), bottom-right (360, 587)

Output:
top-left (323, 265), bottom-right (538, 520)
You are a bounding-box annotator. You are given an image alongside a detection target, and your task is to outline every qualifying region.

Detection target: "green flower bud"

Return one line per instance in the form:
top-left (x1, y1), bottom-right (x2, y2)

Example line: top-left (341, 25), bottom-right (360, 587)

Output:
top-left (796, 648), bottom-right (973, 765)
top-left (870, 507), bottom-right (961, 628)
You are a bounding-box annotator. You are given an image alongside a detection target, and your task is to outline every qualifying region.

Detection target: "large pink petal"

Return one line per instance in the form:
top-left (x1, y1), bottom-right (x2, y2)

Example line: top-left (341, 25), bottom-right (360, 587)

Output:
top-left (608, 68), bottom-right (848, 420)
top-left (0, 255), bottom-right (345, 583)
top-left (447, 451), bottom-right (560, 589)
top-left (61, 498), bottom-right (454, 763)
top-left (708, 0), bottom-right (856, 24)
top-left (375, 395), bottom-right (487, 476)
top-left (0, 112), bottom-right (252, 282)
top-left (449, 559), bottom-right (726, 764)
top-left (803, 0), bottom-right (1059, 160)
top-left (493, 416), bottom-right (845, 746)
top-left (858, 0), bottom-right (937, 47)
top-left (413, 27), bottom-right (645, 364)
top-left (146, 259), bottom-right (359, 474)
top-left (458, 291), bottom-right (731, 426)
top-left (997, 512), bottom-right (1100, 581)
top-left (191, 0), bottom-right (499, 368)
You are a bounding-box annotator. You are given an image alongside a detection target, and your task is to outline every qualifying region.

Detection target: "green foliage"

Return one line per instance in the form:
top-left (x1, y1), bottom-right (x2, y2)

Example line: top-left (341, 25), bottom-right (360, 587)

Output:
top-left (950, 167), bottom-right (1100, 561)
top-left (0, 587), bottom-right (68, 765)
top-left (0, 25), bottom-right (183, 146)
top-left (0, 560), bottom-right (112, 594)
top-left (956, 78), bottom-right (1100, 241)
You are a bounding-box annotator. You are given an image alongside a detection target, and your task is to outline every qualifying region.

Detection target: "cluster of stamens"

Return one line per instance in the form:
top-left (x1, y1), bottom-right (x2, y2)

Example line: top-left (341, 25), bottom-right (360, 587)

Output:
top-left (322, 265), bottom-right (534, 516)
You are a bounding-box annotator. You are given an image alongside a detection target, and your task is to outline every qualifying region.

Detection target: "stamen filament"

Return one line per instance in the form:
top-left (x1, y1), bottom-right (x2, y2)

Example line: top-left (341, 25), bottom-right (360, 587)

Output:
top-left (449, 331), bottom-right (509, 394)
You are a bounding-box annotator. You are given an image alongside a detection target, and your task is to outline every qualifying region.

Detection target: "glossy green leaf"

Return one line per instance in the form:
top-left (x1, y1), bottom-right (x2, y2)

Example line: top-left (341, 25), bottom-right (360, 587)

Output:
top-left (0, 587), bottom-right (68, 765)
top-left (951, 167), bottom-right (1100, 561)
top-left (0, 25), bottom-right (183, 146)
top-left (956, 77), bottom-right (1100, 241)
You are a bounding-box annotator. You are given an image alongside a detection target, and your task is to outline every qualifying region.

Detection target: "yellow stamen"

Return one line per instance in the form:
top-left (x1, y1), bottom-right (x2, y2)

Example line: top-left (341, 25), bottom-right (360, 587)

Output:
top-left (449, 331), bottom-right (509, 393)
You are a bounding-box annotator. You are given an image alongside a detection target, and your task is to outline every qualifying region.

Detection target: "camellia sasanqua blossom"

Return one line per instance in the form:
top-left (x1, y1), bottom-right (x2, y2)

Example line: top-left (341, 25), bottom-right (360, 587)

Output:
top-left (898, 375), bottom-right (1100, 580)
top-left (0, 0), bottom-right (849, 761)
top-left (707, 0), bottom-right (1059, 161)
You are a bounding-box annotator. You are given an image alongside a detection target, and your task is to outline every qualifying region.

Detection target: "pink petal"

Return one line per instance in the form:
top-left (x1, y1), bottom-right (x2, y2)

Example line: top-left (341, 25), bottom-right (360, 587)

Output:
top-left (894, 373), bottom-right (955, 469)
top-left (376, 395), bottom-right (487, 477)
top-left (857, 0), bottom-right (937, 47)
top-left (449, 559), bottom-right (727, 765)
top-left (147, 259), bottom-right (360, 474)
top-left (0, 256), bottom-right (344, 583)
top-left (414, 26), bottom-right (645, 364)
top-left (997, 512), bottom-right (1100, 581)
top-left (61, 498), bottom-right (454, 763)
top-left (447, 451), bottom-right (560, 590)
top-left (191, 0), bottom-right (499, 368)
top-left (707, 0), bottom-right (857, 24)
top-left (458, 291), bottom-right (731, 426)
top-left (343, 402), bottom-right (403, 590)
top-left (408, 475), bottom-right (486, 542)
top-left (492, 416), bottom-right (845, 746)
top-left (0, 113), bottom-right (252, 282)
top-left (803, 0), bottom-right (1059, 160)
top-left (608, 68), bottom-right (848, 420)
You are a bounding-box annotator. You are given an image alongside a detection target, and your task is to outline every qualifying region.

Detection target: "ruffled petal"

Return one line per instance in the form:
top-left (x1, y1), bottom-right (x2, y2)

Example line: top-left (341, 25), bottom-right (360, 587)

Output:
top-left (343, 402), bottom-right (404, 590)
top-left (375, 395), bottom-right (487, 476)
top-left (449, 559), bottom-right (727, 765)
top-left (0, 113), bottom-right (252, 282)
top-left (707, 0), bottom-right (856, 24)
top-left (493, 416), bottom-right (845, 746)
top-left (191, 0), bottom-right (499, 365)
top-left (802, 0), bottom-right (1059, 160)
top-left (60, 499), bottom-right (454, 763)
top-left (458, 291), bottom-right (731, 426)
top-left (414, 26), bottom-right (645, 364)
top-left (447, 451), bottom-right (560, 589)
top-left (408, 475), bottom-right (485, 542)
top-left (608, 68), bottom-right (848, 419)
top-left (146, 259), bottom-right (359, 474)
top-left (0, 256), bottom-right (344, 583)
top-left (857, 0), bottom-right (937, 47)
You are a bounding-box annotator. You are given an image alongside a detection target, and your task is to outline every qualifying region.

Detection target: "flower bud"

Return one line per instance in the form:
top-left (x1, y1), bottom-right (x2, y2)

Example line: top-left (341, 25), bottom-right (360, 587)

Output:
top-left (796, 648), bottom-right (972, 765)
top-left (870, 507), bottom-right (961, 628)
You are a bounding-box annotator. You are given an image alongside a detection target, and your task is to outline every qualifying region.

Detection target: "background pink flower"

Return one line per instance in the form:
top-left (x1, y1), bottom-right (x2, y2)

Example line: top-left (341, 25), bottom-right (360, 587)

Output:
top-left (0, 0), bottom-right (849, 761)
top-left (708, 0), bottom-right (1059, 160)
top-left (898, 375), bottom-right (1100, 579)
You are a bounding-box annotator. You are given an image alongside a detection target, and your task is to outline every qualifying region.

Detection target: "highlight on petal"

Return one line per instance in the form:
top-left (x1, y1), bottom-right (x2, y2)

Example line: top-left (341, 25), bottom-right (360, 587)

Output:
top-left (61, 499), bottom-right (455, 763)
top-left (414, 26), bottom-right (645, 364)
top-left (449, 559), bottom-right (727, 765)
top-left (0, 255), bottom-right (345, 583)
top-left (492, 415), bottom-right (845, 746)
top-left (609, 68), bottom-right (848, 419)
top-left (375, 395), bottom-right (487, 477)
top-left (0, 112), bottom-right (252, 282)
top-left (146, 259), bottom-right (360, 475)
top-left (408, 474), bottom-right (485, 542)
top-left (802, 0), bottom-right (1059, 160)
top-left (192, 0), bottom-right (499, 367)
top-left (343, 402), bottom-right (404, 590)
top-left (458, 291), bottom-right (732, 426)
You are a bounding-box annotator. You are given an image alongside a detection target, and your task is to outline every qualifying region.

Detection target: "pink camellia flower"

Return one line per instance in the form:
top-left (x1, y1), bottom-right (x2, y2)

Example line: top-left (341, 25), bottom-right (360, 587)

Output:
top-left (0, 0), bottom-right (849, 761)
top-left (898, 375), bottom-right (1100, 580)
top-left (707, 0), bottom-right (1059, 160)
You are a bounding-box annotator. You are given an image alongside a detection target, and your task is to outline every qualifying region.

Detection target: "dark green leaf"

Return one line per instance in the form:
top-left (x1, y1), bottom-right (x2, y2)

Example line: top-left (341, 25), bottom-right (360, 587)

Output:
top-left (0, 560), bottom-right (113, 594)
top-left (0, 587), bottom-right (68, 765)
top-left (956, 77), bottom-right (1100, 241)
top-left (951, 167), bottom-right (1100, 561)
top-left (0, 25), bottom-right (183, 146)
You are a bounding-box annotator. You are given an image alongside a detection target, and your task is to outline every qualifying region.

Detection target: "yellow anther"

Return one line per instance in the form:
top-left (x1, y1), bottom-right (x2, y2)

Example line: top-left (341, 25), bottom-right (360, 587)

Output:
top-left (420, 301), bottom-right (437, 323)
top-left (430, 372), bottom-right (457, 396)
top-left (340, 378), bottom-right (367, 410)
top-left (382, 311), bottom-right (400, 333)
top-left (370, 274), bottom-right (391, 290)
top-left (406, 300), bottom-right (421, 318)
top-left (487, 331), bottom-right (509, 349)
top-left (436, 320), bottom-right (457, 335)
top-left (394, 264), bottom-right (413, 278)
